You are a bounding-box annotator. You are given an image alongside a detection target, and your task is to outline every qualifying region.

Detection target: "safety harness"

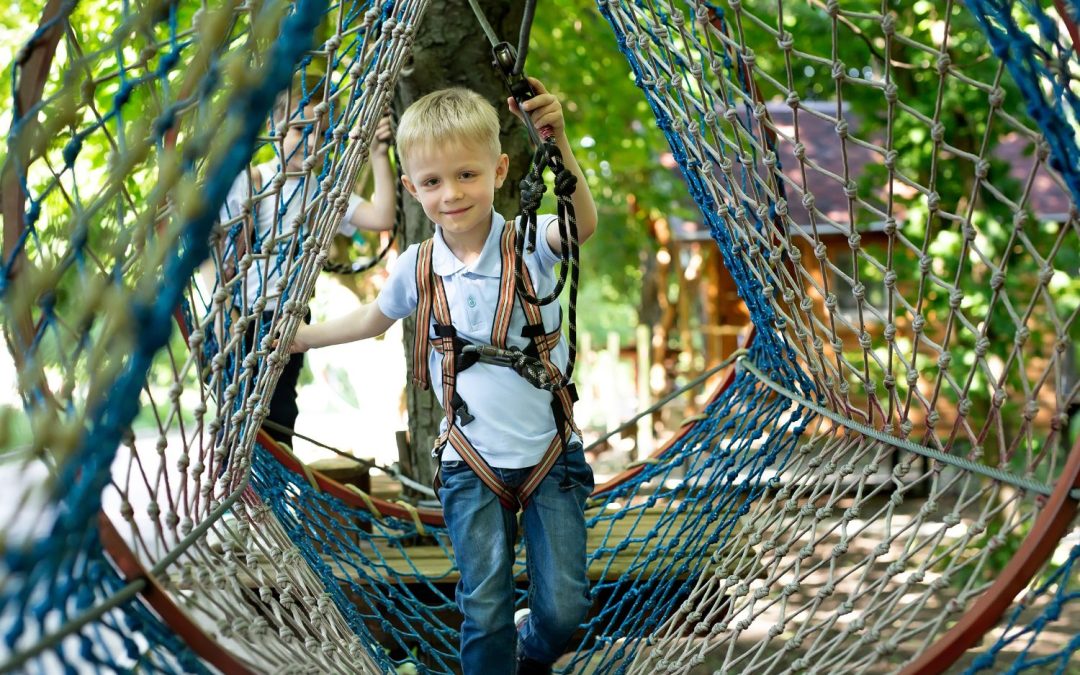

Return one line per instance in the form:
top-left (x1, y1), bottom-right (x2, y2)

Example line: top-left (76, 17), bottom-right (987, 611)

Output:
top-left (412, 219), bottom-right (580, 512)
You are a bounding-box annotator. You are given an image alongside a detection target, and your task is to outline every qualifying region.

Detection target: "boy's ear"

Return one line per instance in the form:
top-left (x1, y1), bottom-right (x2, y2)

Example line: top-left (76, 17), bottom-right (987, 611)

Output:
top-left (494, 153), bottom-right (510, 188)
top-left (401, 174), bottom-right (418, 199)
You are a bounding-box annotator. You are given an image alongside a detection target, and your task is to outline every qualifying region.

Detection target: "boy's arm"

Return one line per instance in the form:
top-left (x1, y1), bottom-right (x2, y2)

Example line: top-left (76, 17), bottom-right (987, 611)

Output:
top-left (510, 78), bottom-right (599, 247)
top-left (290, 302), bottom-right (396, 352)
top-left (348, 115), bottom-right (396, 232)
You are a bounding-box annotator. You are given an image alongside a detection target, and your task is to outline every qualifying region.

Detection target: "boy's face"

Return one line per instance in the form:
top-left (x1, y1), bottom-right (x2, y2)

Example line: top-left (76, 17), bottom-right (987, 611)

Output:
top-left (280, 102), bottom-right (324, 173)
top-left (401, 139), bottom-right (509, 240)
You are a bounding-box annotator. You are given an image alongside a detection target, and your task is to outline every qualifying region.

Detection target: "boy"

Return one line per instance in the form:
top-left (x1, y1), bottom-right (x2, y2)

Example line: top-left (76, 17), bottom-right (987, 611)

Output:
top-left (287, 81), bottom-right (597, 674)
top-left (213, 68), bottom-right (396, 447)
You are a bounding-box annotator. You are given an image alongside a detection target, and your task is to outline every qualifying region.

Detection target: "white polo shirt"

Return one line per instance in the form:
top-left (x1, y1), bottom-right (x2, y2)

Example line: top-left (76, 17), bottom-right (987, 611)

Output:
top-left (377, 210), bottom-right (571, 469)
top-left (218, 162), bottom-right (363, 312)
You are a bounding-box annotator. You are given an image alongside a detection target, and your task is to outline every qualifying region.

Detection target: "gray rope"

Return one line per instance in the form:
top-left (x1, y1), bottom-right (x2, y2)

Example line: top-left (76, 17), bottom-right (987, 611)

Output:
top-left (260, 419), bottom-right (437, 498)
top-left (738, 357), bottom-right (1079, 500)
top-left (464, 0), bottom-right (501, 47)
top-left (514, 0), bottom-right (538, 74)
top-left (584, 348), bottom-right (749, 453)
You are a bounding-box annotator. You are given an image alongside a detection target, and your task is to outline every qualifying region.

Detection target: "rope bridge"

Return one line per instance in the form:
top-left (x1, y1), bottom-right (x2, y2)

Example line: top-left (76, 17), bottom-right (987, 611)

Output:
top-left (2, 1), bottom-right (1079, 674)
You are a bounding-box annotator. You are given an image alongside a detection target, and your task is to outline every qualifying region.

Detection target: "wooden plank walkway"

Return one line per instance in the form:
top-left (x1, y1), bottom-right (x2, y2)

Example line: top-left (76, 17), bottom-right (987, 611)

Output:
top-left (331, 504), bottom-right (748, 584)
top-left (185, 504), bottom-right (749, 588)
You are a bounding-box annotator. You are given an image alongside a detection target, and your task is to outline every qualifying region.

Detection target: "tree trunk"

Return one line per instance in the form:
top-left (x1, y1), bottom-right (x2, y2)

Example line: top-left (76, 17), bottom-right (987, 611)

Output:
top-left (393, 1), bottom-right (531, 491)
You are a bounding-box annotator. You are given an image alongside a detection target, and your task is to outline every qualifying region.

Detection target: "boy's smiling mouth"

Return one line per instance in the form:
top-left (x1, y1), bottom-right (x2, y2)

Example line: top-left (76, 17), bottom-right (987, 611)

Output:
top-left (443, 206), bottom-right (472, 216)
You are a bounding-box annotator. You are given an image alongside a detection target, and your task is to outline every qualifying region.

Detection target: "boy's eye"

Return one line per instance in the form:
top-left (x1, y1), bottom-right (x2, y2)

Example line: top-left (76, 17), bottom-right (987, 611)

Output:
top-left (460, 172), bottom-right (476, 180)
top-left (423, 178), bottom-right (439, 187)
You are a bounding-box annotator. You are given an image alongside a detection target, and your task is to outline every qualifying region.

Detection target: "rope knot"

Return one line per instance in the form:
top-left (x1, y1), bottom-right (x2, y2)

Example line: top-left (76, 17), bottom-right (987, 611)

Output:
top-left (519, 176), bottom-right (546, 213)
top-left (554, 168), bottom-right (578, 197)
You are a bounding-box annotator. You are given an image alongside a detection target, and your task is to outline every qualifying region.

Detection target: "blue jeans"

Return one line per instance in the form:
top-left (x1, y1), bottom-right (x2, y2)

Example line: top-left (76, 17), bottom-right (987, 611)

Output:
top-left (440, 442), bottom-right (594, 674)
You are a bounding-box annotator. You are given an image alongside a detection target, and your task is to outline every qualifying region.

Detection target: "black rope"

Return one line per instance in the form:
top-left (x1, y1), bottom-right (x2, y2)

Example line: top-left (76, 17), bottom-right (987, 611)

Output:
top-left (514, 140), bottom-right (581, 383)
top-left (460, 0), bottom-right (582, 385)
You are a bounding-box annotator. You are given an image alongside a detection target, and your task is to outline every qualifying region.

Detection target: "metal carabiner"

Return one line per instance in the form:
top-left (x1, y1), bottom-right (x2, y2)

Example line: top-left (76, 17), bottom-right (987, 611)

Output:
top-left (492, 42), bottom-right (543, 148)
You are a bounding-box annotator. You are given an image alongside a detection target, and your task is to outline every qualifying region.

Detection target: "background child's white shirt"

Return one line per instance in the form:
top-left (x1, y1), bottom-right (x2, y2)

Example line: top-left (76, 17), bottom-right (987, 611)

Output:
top-left (377, 211), bottom-right (572, 469)
top-left (218, 161), bottom-right (363, 312)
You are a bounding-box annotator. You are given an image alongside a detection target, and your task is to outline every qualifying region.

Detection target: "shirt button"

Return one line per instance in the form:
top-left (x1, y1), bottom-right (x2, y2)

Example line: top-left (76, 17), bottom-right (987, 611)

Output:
top-left (467, 296), bottom-right (477, 308)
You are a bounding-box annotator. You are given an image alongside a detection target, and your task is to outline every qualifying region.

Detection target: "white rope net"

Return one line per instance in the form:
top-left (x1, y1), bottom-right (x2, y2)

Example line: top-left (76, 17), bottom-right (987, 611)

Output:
top-left (2, 0), bottom-right (426, 671)
top-left (3, 0), bottom-right (1079, 673)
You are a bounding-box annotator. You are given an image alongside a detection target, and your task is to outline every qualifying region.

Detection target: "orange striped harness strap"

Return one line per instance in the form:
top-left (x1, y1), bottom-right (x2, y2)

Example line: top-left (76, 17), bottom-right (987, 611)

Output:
top-left (415, 220), bottom-right (578, 512)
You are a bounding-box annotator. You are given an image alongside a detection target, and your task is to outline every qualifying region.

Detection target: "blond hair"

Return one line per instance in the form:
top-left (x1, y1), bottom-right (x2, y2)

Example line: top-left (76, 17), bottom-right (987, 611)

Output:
top-left (396, 88), bottom-right (501, 172)
top-left (273, 66), bottom-right (328, 122)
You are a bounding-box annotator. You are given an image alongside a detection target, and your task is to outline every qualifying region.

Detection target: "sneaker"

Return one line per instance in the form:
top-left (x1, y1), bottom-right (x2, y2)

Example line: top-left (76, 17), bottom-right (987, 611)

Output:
top-left (514, 609), bottom-right (553, 674)
top-left (514, 607), bottom-right (531, 634)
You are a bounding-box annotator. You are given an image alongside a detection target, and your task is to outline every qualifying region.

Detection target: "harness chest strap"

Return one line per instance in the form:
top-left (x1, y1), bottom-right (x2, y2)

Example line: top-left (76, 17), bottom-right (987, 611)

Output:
top-left (413, 221), bottom-right (578, 511)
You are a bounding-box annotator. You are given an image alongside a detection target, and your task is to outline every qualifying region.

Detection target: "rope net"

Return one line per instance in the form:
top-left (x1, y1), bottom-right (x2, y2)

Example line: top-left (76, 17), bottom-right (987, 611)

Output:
top-left (597, 0), bottom-right (1080, 672)
top-left (2, 0), bottom-right (425, 671)
top-left (2, 0), bottom-right (1078, 674)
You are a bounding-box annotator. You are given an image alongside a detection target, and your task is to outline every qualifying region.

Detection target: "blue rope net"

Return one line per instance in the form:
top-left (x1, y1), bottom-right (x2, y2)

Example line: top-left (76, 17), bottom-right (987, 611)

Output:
top-left (3, 0), bottom-right (1079, 673)
top-left (247, 351), bottom-right (809, 673)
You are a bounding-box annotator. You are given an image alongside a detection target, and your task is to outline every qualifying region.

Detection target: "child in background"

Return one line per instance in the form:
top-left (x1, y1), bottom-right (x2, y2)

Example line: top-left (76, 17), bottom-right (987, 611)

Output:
top-left (214, 67), bottom-right (396, 447)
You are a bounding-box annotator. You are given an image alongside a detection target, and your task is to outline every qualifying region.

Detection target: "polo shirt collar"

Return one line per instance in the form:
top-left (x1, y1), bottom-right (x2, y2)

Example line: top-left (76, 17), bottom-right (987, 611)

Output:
top-left (431, 210), bottom-right (507, 277)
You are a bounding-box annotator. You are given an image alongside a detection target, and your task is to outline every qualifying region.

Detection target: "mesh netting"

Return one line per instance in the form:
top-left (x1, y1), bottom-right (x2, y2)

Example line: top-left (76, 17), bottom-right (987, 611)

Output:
top-left (2, 0), bottom-right (1078, 673)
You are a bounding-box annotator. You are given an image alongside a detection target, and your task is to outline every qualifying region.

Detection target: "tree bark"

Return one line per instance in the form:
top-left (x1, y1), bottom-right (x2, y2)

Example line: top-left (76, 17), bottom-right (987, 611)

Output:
top-left (393, 1), bottom-right (532, 490)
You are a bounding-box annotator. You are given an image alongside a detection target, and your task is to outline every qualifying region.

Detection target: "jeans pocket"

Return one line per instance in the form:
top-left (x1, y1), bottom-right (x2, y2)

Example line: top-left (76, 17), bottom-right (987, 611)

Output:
top-left (560, 442), bottom-right (594, 494)
top-left (440, 460), bottom-right (468, 476)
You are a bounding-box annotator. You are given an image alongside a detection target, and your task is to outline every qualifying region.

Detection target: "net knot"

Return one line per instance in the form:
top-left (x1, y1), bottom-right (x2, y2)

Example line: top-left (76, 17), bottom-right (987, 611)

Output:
top-left (958, 398), bottom-right (972, 416)
top-left (935, 53), bottom-right (951, 75)
top-left (911, 313), bottom-right (925, 333)
top-left (1023, 400), bottom-right (1039, 421)
top-left (875, 641), bottom-right (898, 656)
top-left (880, 13), bottom-right (896, 35)
top-left (992, 388), bottom-right (1007, 407)
top-left (1038, 265), bottom-right (1055, 285)
top-left (1014, 326), bottom-right (1030, 346)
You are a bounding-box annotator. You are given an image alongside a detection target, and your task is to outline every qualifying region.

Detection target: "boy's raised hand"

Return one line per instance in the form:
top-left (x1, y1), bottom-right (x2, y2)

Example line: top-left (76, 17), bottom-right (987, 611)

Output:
top-left (507, 77), bottom-right (564, 137)
top-left (371, 113), bottom-right (394, 157)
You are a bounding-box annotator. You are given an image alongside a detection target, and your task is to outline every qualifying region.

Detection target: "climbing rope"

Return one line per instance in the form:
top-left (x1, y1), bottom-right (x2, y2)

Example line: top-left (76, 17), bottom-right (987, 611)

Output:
top-left (465, 0), bottom-right (583, 384)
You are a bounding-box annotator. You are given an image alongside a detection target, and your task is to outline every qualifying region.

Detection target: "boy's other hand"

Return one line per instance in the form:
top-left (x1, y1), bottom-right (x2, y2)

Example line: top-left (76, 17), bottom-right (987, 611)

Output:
top-left (507, 78), bottom-right (563, 137)
top-left (273, 327), bottom-right (312, 354)
top-left (372, 114), bottom-right (393, 157)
